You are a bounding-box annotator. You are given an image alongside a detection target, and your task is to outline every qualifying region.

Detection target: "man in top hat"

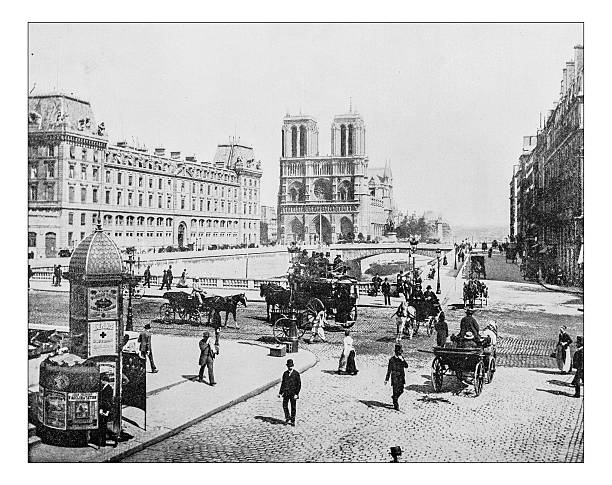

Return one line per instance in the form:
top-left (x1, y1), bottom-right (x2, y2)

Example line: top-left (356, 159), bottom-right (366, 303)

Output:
top-left (572, 336), bottom-right (584, 398)
top-left (385, 345), bottom-right (408, 411)
top-left (459, 308), bottom-right (480, 340)
top-left (138, 323), bottom-right (158, 373)
top-left (278, 359), bottom-right (301, 426)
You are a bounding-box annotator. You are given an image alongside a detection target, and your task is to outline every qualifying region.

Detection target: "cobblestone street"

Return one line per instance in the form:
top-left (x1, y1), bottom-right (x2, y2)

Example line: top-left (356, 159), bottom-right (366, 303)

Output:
top-left (124, 348), bottom-right (584, 462)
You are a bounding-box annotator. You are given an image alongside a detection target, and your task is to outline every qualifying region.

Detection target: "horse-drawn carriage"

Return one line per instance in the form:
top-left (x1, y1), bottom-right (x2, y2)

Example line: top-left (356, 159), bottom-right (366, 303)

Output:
top-left (429, 345), bottom-right (496, 397)
top-left (463, 279), bottom-right (488, 308)
top-left (159, 290), bottom-right (247, 327)
top-left (260, 274), bottom-right (359, 343)
top-left (470, 254), bottom-right (487, 279)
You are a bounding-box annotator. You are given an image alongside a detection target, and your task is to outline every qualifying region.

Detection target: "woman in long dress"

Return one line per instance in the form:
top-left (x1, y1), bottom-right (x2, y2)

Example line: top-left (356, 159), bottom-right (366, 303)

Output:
top-left (338, 330), bottom-right (358, 374)
top-left (556, 326), bottom-right (573, 373)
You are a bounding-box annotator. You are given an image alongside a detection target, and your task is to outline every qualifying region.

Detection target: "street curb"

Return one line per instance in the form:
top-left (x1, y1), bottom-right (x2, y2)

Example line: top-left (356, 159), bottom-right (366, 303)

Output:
top-left (102, 351), bottom-right (319, 463)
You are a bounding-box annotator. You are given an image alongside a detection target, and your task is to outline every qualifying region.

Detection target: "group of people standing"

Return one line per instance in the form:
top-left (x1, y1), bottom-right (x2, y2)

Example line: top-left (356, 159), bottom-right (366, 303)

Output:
top-left (52, 264), bottom-right (62, 286)
top-left (556, 326), bottom-right (584, 398)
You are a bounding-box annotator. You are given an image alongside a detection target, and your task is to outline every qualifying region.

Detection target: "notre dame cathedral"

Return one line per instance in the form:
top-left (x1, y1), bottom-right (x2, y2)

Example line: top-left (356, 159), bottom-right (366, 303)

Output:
top-left (277, 109), bottom-right (394, 244)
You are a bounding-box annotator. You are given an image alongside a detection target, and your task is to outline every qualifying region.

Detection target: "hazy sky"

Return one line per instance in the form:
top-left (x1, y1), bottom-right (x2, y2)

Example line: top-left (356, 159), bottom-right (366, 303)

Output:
top-left (28, 23), bottom-right (582, 227)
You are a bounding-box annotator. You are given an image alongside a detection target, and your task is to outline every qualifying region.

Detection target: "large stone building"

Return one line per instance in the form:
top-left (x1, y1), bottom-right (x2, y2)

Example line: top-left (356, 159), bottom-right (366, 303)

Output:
top-left (510, 45), bottom-right (583, 285)
top-left (277, 110), bottom-right (394, 244)
top-left (28, 94), bottom-right (262, 258)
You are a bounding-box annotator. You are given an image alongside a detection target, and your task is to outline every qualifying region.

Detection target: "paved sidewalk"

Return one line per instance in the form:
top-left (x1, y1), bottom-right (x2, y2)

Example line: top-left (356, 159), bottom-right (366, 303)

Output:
top-left (29, 335), bottom-right (317, 462)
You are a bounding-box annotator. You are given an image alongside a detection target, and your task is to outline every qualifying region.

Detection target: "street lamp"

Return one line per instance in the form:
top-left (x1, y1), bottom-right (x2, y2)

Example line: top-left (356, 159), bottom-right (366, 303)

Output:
top-left (125, 248), bottom-right (135, 332)
top-left (436, 248), bottom-right (442, 295)
top-left (410, 238), bottom-right (418, 273)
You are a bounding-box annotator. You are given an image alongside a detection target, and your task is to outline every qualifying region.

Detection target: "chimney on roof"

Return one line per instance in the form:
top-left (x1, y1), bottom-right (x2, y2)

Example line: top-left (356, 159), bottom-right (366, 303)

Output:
top-left (566, 62), bottom-right (575, 88)
top-left (561, 67), bottom-right (568, 96)
top-left (154, 148), bottom-right (165, 157)
top-left (185, 156), bottom-right (196, 162)
top-left (170, 151), bottom-right (181, 159)
top-left (574, 45), bottom-right (583, 74)
top-left (116, 141), bottom-right (128, 148)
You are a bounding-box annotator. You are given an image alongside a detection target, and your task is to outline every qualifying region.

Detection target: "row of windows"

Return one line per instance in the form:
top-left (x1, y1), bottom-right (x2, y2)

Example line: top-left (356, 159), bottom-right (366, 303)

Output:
top-left (70, 213), bottom-right (259, 230)
top-left (65, 185), bottom-right (258, 214)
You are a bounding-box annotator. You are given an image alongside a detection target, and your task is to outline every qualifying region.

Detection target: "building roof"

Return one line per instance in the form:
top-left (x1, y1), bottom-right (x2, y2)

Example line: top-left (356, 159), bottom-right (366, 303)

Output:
top-left (68, 227), bottom-right (124, 279)
top-left (213, 143), bottom-right (259, 170)
top-left (28, 94), bottom-right (101, 136)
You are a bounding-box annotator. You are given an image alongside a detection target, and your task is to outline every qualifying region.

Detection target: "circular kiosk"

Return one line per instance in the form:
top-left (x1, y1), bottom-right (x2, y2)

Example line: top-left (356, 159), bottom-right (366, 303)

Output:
top-left (37, 226), bottom-right (126, 446)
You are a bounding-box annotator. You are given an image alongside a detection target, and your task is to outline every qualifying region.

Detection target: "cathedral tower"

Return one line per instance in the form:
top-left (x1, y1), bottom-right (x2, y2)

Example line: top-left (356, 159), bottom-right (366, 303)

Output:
top-left (330, 111), bottom-right (365, 157)
top-left (281, 115), bottom-right (319, 158)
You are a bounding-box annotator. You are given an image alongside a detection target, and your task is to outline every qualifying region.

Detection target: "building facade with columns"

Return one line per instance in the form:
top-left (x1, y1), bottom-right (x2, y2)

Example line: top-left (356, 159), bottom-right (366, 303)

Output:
top-left (28, 94), bottom-right (262, 258)
top-left (277, 111), bottom-right (394, 244)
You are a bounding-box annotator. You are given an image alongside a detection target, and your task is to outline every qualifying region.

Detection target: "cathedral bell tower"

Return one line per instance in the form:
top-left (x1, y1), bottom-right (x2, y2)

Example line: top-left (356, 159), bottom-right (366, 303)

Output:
top-left (330, 110), bottom-right (365, 157)
top-left (281, 115), bottom-right (319, 158)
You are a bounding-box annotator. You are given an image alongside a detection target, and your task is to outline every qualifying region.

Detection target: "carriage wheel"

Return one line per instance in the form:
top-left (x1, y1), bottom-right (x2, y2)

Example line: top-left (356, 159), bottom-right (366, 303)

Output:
top-left (473, 361), bottom-right (485, 396)
top-left (341, 306), bottom-right (357, 329)
top-left (305, 298), bottom-right (325, 321)
top-left (160, 304), bottom-right (173, 323)
top-left (272, 316), bottom-right (290, 343)
top-left (189, 310), bottom-right (202, 326)
top-left (298, 312), bottom-right (313, 338)
top-left (431, 357), bottom-right (444, 392)
top-left (487, 357), bottom-right (496, 383)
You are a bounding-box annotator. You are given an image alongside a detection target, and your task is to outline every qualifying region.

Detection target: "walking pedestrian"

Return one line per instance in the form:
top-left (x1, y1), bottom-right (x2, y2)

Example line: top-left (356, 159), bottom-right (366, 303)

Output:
top-left (385, 345), bottom-right (408, 411)
top-left (159, 270), bottom-right (168, 290)
top-left (392, 301), bottom-right (408, 343)
top-left (371, 274), bottom-right (382, 296)
top-left (198, 331), bottom-right (217, 385)
top-left (97, 373), bottom-right (117, 448)
top-left (382, 278), bottom-right (391, 306)
top-left (138, 323), bottom-right (158, 373)
top-left (556, 326), bottom-right (573, 374)
top-left (28, 265), bottom-right (33, 289)
top-left (56, 265), bottom-right (62, 287)
top-left (434, 310), bottom-right (448, 347)
top-left (143, 265), bottom-right (151, 288)
top-left (278, 358), bottom-right (301, 426)
top-left (167, 265), bottom-right (174, 289)
top-left (571, 336), bottom-right (583, 398)
top-left (338, 330), bottom-right (358, 374)
top-left (306, 310), bottom-right (326, 343)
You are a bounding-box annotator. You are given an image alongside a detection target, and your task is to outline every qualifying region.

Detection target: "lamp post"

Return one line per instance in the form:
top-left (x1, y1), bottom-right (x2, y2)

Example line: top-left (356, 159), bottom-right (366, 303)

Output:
top-left (410, 238), bottom-right (418, 274)
top-left (436, 248), bottom-right (442, 295)
top-left (454, 243), bottom-right (458, 270)
top-left (125, 248), bottom-right (135, 332)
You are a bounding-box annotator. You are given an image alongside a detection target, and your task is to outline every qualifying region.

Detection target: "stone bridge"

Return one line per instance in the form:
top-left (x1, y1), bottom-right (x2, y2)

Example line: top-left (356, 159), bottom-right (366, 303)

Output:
top-left (328, 242), bottom-right (453, 262)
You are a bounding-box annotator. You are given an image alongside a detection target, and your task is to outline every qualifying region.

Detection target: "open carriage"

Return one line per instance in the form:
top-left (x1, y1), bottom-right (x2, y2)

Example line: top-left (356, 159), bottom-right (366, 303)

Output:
top-left (159, 290), bottom-right (208, 325)
top-left (463, 279), bottom-right (488, 308)
top-left (430, 345), bottom-right (496, 397)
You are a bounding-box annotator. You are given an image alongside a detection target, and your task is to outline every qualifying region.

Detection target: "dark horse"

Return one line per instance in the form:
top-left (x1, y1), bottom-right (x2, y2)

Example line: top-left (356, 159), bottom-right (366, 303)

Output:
top-left (203, 293), bottom-right (247, 328)
top-left (260, 283), bottom-right (290, 322)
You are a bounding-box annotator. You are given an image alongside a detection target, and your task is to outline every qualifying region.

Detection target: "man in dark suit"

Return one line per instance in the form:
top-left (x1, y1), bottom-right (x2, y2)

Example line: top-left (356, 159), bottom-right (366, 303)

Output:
top-left (167, 265), bottom-right (174, 289)
top-left (572, 336), bottom-right (583, 398)
top-left (138, 323), bottom-right (158, 373)
top-left (381, 278), bottom-right (391, 306)
top-left (385, 345), bottom-right (408, 411)
top-left (198, 331), bottom-right (217, 385)
top-left (97, 375), bottom-right (116, 448)
top-left (459, 308), bottom-right (480, 340)
top-left (278, 359), bottom-right (301, 426)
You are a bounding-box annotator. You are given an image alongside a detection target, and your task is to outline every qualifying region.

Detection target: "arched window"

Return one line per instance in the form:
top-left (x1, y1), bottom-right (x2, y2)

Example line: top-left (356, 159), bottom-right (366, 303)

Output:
top-left (340, 124), bottom-right (347, 157)
top-left (115, 215), bottom-right (124, 225)
top-left (166, 217), bottom-right (173, 227)
top-left (299, 125), bottom-right (306, 157)
top-left (291, 126), bottom-right (297, 158)
top-left (136, 216), bottom-right (144, 226)
top-left (147, 217), bottom-right (154, 226)
top-left (348, 124), bottom-right (354, 155)
top-left (157, 217), bottom-right (163, 226)
top-left (281, 129), bottom-right (285, 157)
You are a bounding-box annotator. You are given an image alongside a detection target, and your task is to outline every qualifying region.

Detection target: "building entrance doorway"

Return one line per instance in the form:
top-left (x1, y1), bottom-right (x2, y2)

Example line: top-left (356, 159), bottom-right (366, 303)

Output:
top-left (45, 232), bottom-right (57, 258)
top-left (177, 223), bottom-right (187, 248)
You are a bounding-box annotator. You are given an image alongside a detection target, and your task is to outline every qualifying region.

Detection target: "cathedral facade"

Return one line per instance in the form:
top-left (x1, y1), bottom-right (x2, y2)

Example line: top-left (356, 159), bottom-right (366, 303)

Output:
top-left (277, 110), bottom-right (393, 244)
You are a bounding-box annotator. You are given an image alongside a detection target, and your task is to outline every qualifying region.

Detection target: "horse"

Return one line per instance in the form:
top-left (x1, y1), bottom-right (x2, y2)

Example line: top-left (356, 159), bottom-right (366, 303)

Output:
top-left (260, 283), bottom-right (291, 322)
top-left (203, 293), bottom-right (247, 328)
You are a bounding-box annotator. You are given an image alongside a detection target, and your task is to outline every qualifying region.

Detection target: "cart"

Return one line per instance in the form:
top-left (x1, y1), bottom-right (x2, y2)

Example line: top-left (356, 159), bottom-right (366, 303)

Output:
top-left (271, 274), bottom-right (359, 343)
top-left (159, 290), bottom-right (208, 325)
top-left (429, 346), bottom-right (495, 396)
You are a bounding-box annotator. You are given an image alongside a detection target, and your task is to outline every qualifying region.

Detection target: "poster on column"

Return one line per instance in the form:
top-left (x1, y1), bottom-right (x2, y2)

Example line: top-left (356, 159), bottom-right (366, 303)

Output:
top-left (88, 287), bottom-right (118, 320)
top-left (88, 320), bottom-right (117, 357)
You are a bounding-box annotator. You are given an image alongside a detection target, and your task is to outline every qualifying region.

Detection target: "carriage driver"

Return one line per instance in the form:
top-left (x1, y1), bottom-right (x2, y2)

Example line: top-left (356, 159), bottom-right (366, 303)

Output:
top-left (459, 308), bottom-right (480, 341)
top-left (192, 278), bottom-right (205, 306)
